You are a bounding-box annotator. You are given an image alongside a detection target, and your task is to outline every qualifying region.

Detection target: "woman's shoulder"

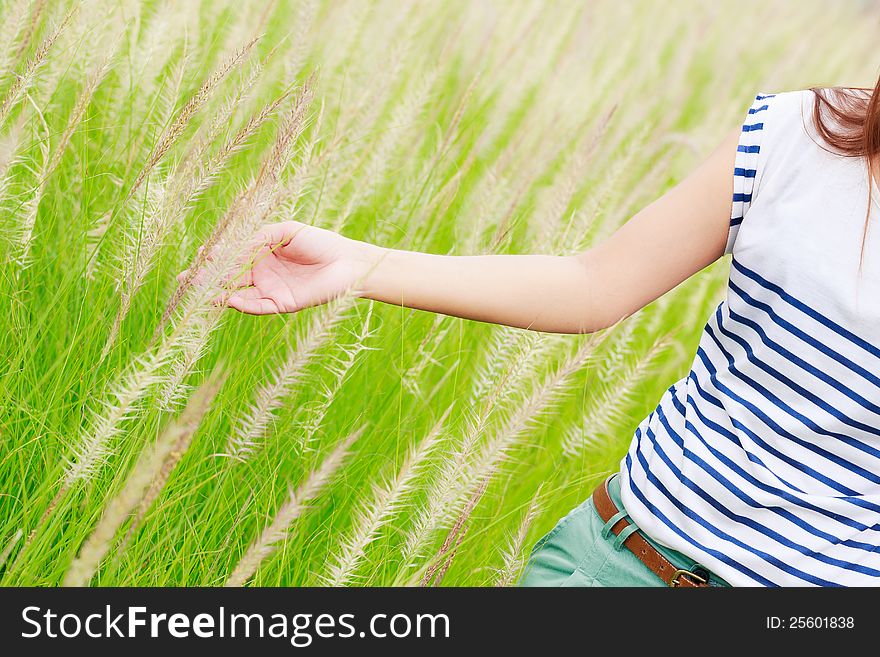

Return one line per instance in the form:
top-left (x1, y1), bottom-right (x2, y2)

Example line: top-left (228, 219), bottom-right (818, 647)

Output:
top-left (749, 88), bottom-right (814, 124)
top-left (741, 88), bottom-right (819, 153)
top-left (756, 87), bottom-right (872, 138)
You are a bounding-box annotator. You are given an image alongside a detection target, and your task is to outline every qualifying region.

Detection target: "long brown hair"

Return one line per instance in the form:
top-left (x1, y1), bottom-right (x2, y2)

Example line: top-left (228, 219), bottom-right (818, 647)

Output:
top-left (809, 74), bottom-right (880, 262)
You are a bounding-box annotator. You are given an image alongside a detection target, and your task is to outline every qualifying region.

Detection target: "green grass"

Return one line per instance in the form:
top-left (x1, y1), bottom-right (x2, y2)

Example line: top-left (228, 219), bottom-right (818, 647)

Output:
top-left (1, 0), bottom-right (877, 586)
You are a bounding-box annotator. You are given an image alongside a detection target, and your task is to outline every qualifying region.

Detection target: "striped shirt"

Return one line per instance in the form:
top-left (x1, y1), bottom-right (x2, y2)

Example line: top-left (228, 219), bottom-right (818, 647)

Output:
top-left (620, 89), bottom-right (880, 586)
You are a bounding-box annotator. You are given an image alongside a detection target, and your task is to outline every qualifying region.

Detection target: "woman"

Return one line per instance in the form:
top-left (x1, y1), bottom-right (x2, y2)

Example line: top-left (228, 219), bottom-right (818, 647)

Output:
top-left (209, 77), bottom-right (880, 587)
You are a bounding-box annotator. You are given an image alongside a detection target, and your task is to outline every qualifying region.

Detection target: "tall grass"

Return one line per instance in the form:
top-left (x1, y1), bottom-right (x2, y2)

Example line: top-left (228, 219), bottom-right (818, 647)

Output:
top-left (0, 0), bottom-right (877, 586)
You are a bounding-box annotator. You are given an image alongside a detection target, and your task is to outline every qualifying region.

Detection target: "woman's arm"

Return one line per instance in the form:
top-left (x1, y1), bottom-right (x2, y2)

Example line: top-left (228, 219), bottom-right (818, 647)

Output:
top-left (223, 126), bottom-right (742, 334)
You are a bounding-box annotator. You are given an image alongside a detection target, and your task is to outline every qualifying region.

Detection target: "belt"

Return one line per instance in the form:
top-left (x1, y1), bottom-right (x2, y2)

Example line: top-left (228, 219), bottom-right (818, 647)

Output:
top-left (592, 476), bottom-right (711, 588)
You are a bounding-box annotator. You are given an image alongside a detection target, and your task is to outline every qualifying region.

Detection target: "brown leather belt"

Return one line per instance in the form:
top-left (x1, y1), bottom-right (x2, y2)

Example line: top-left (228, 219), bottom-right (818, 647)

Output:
top-left (592, 477), bottom-right (710, 588)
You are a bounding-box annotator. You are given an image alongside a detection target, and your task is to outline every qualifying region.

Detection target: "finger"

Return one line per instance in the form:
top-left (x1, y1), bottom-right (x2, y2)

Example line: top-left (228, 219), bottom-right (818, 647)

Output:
top-left (228, 257), bottom-right (256, 288)
top-left (191, 245), bottom-right (251, 290)
top-left (211, 286), bottom-right (235, 307)
top-left (224, 273), bottom-right (253, 291)
top-left (226, 289), bottom-right (283, 315)
top-left (227, 295), bottom-right (282, 315)
top-left (250, 221), bottom-right (311, 256)
top-left (252, 222), bottom-right (296, 249)
top-left (211, 269), bottom-right (253, 304)
top-left (190, 264), bottom-right (208, 287)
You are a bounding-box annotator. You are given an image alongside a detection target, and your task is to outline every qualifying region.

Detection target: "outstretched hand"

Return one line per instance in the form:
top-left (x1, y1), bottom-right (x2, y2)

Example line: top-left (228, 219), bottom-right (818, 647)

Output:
top-left (185, 221), bottom-right (369, 315)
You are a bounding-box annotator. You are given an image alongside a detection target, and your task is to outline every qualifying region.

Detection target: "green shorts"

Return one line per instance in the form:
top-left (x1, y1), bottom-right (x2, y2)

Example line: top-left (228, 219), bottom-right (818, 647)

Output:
top-left (518, 475), bottom-right (730, 587)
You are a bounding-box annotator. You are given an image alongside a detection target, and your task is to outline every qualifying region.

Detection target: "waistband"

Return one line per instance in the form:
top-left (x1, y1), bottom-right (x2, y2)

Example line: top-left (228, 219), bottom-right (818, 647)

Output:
top-left (606, 474), bottom-right (730, 587)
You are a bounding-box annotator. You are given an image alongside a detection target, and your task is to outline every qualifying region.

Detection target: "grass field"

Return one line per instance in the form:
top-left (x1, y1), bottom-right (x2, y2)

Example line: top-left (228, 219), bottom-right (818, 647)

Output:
top-left (1, 0), bottom-right (878, 586)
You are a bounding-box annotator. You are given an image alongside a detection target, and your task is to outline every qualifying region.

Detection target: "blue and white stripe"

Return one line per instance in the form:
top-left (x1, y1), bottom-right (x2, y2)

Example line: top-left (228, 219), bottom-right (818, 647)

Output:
top-left (620, 91), bottom-right (880, 586)
top-left (727, 94), bottom-right (773, 246)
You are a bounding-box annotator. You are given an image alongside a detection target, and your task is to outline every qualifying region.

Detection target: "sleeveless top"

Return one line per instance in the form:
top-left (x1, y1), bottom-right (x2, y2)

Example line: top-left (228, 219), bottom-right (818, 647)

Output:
top-left (620, 88), bottom-right (880, 586)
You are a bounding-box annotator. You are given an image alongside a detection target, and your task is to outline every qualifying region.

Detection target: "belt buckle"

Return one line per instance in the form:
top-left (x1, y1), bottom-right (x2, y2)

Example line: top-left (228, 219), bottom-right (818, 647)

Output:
top-left (669, 567), bottom-right (709, 587)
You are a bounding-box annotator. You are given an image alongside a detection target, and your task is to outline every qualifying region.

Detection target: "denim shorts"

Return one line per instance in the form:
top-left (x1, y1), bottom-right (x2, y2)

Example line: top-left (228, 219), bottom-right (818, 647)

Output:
top-left (518, 475), bottom-right (730, 587)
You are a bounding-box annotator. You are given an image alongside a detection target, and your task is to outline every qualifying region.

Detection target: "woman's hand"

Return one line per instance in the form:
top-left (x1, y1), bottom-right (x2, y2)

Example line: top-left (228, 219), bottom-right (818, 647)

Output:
top-left (222, 221), bottom-right (372, 315)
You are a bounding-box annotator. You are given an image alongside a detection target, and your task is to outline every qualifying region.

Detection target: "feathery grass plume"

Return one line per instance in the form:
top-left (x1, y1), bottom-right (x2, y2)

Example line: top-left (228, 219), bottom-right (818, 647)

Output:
top-left (102, 39), bottom-right (254, 343)
top-left (46, 50), bottom-right (114, 180)
top-left (495, 489), bottom-right (543, 587)
top-left (331, 69), bottom-right (437, 233)
top-left (457, 333), bottom-right (604, 505)
top-left (157, 305), bottom-right (222, 412)
top-left (283, 0), bottom-right (317, 81)
top-left (224, 426), bottom-right (364, 587)
top-left (63, 368), bottom-right (225, 587)
top-left (122, 369), bottom-right (226, 551)
top-left (347, 122), bottom-right (457, 249)
top-left (640, 288), bottom-right (680, 340)
top-left (155, 76), bottom-right (315, 340)
top-left (562, 334), bottom-right (673, 458)
top-left (15, 93), bottom-right (49, 266)
top-left (419, 477), bottom-right (488, 587)
top-left (469, 1), bottom-right (567, 141)
top-left (223, 296), bottom-right (354, 462)
top-left (0, 0), bottom-right (32, 77)
top-left (460, 153), bottom-right (517, 254)
top-left (299, 305), bottom-right (375, 451)
top-left (219, 0), bottom-right (272, 59)
top-left (0, 8), bottom-right (73, 128)
top-left (0, 120), bottom-right (24, 226)
top-left (371, 69), bottom-right (480, 248)
top-left (253, 72), bottom-right (317, 191)
top-left (562, 132), bottom-right (650, 254)
top-left (125, 36), bottom-right (259, 206)
top-left (218, 76), bottom-right (315, 225)
top-left (270, 96), bottom-right (326, 224)
top-left (469, 327), bottom-right (565, 409)
top-left (529, 112), bottom-right (614, 248)
top-left (324, 409), bottom-right (449, 587)
top-left (49, 73), bottom-right (316, 549)
top-left (65, 343), bottom-right (175, 490)
top-left (108, 86), bottom-right (291, 358)
top-left (400, 314), bottom-right (453, 396)
top-left (54, 0), bottom-right (125, 76)
top-left (17, 332), bottom-right (177, 558)
top-left (103, 177), bottom-right (169, 358)
top-left (173, 59), bottom-right (265, 183)
top-left (395, 329), bottom-right (590, 578)
top-left (319, 42), bottom-right (418, 216)
top-left (317, 4), bottom-right (403, 129)
top-left (77, 294), bottom-right (238, 500)
top-left (535, 107), bottom-right (618, 251)
top-left (0, 529), bottom-right (23, 572)
top-left (0, 0), bottom-right (872, 589)
top-left (586, 125), bottom-right (659, 243)
top-left (31, 1), bottom-right (102, 108)
top-left (150, 86), bottom-right (319, 440)
top-left (471, 124), bottom-right (564, 253)
top-left (598, 311), bottom-right (645, 380)
top-left (400, 146), bottom-right (479, 250)
top-left (171, 32), bottom-right (302, 204)
top-left (312, 0), bottom-right (372, 76)
top-left (468, 328), bottom-right (536, 403)
top-left (174, 75), bottom-right (290, 215)
top-left (404, 407), bottom-right (499, 552)
top-left (84, 43), bottom-right (189, 285)
top-left (118, 1), bottom-right (173, 97)
top-left (428, 530), bottom-right (465, 586)
top-left (119, 25), bottom-right (188, 175)
top-left (400, 331), bottom-right (555, 567)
